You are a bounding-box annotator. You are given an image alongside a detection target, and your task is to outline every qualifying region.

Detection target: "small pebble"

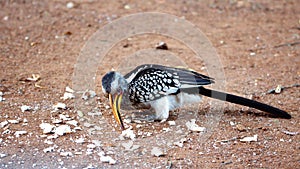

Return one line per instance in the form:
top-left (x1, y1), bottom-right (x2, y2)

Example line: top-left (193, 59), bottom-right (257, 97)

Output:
top-left (21, 105), bottom-right (32, 112)
top-left (66, 2), bottom-right (74, 9)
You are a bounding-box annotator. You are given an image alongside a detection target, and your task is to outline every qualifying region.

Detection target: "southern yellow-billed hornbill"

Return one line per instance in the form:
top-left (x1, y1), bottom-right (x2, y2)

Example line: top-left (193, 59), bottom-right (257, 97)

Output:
top-left (101, 64), bottom-right (291, 129)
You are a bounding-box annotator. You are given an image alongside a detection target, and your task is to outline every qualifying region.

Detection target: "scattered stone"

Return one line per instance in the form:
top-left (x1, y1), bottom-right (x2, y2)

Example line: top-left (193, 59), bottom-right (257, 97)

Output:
top-left (21, 105), bottom-right (32, 112)
top-left (156, 41), bottom-right (168, 50)
top-left (186, 119), bottom-right (206, 132)
top-left (151, 147), bottom-right (164, 157)
top-left (240, 134), bottom-right (258, 142)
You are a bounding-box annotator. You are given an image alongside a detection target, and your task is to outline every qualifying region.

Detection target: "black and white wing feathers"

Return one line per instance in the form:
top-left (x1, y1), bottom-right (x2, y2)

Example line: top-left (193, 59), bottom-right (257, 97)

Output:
top-left (124, 64), bottom-right (214, 103)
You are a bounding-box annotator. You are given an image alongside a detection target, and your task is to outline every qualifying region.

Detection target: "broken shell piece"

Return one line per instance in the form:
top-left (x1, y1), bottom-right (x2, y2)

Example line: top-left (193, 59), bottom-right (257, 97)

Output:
top-left (0, 92), bottom-right (5, 102)
top-left (53, 103), bottom-right (67, 111)
top-left (15, 131), bottom-right (27, 137)
top-left (61, 92), bottom-right (75, 100)
top-left (43, 146), bottom-right (55, 153)
top-left (82, 90), bottom-right (96, 100)
top-left (52, 119), bottom-right (63, 124)
top-left (121, 140), bottom-right (140, 151)
top-left (168, 121), bottom-right (176, 126)
top-left (120, 128), bottom-right (136, 140)
top-left (74, 137), bottom-right (85, 144)
top-left (155, 41), bottom-right (168, 50)
top-left (151, 147), bottom-right (164, 157)
top-left (0, 121), bottom-right (9, 128)
top-left (275, 85), bottom-right (282, 94)
top-left (174, 138), bottom-right (187, 148)
top-left (281, 130), bottom-right (299, 136)
top-left (60, 152), bottom-right (73, 157)
top-left (87, 144), bottom-right (97, 149)
top-left (240, 134), bottom-right (258, 142)
top-left (99, 154), bottom-right (116, 165)
top-left (44, 139), bottom-right (54, 145)
top-left (65, 86), bottom-right (74, 93)
top-left (91, 140), bottom-right (102, 147)
top-left (66, 120), bottom-right (78, 126)
top-left (186, 119), bottom-right (206, 132)
top-left (54, 125), bottom-right (71, 136)
top-left (40, 123), bottom-right (55, 134)
top-left (59, 114), bottom-right (72, 121)
top-left (236, 124), bottom-right (247, 132)
top-left (0, 153), bottom-right (7, 158)
top-left (26, 74), bottom-right (40, 82)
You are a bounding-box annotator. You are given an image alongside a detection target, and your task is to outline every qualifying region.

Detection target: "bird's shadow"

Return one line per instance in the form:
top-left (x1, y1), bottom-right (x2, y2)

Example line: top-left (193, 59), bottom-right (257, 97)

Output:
top-left (223, 109), bottom-right (287, 119)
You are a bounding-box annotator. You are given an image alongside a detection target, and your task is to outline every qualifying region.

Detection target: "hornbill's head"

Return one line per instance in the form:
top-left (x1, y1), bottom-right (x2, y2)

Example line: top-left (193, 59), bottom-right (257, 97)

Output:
top-left (101, 71), bottom-right (127, 130)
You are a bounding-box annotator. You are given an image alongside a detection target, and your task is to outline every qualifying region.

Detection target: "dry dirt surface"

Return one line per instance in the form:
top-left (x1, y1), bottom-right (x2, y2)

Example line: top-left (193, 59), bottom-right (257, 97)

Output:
top-left (0, 0), bottom-right (299, 169)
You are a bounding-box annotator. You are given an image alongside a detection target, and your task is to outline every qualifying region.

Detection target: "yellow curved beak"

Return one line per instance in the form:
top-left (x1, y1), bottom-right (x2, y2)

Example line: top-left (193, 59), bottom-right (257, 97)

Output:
top-left (109, 93), bottom-right (125, 130)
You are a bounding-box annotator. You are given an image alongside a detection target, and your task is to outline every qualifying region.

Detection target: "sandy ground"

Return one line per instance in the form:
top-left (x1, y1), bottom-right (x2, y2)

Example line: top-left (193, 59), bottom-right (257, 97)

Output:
top-left (0, 0), bottom-right (299, 168)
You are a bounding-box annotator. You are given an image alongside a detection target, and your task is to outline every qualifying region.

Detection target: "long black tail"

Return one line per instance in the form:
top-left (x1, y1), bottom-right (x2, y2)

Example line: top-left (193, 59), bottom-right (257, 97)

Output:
top-left (198, 87), bottom-right (291, 119)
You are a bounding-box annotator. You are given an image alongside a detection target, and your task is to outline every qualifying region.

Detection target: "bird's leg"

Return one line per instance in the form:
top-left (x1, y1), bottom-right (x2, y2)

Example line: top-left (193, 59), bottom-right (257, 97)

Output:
top-left (150, 97), bottom-right (170, 121)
